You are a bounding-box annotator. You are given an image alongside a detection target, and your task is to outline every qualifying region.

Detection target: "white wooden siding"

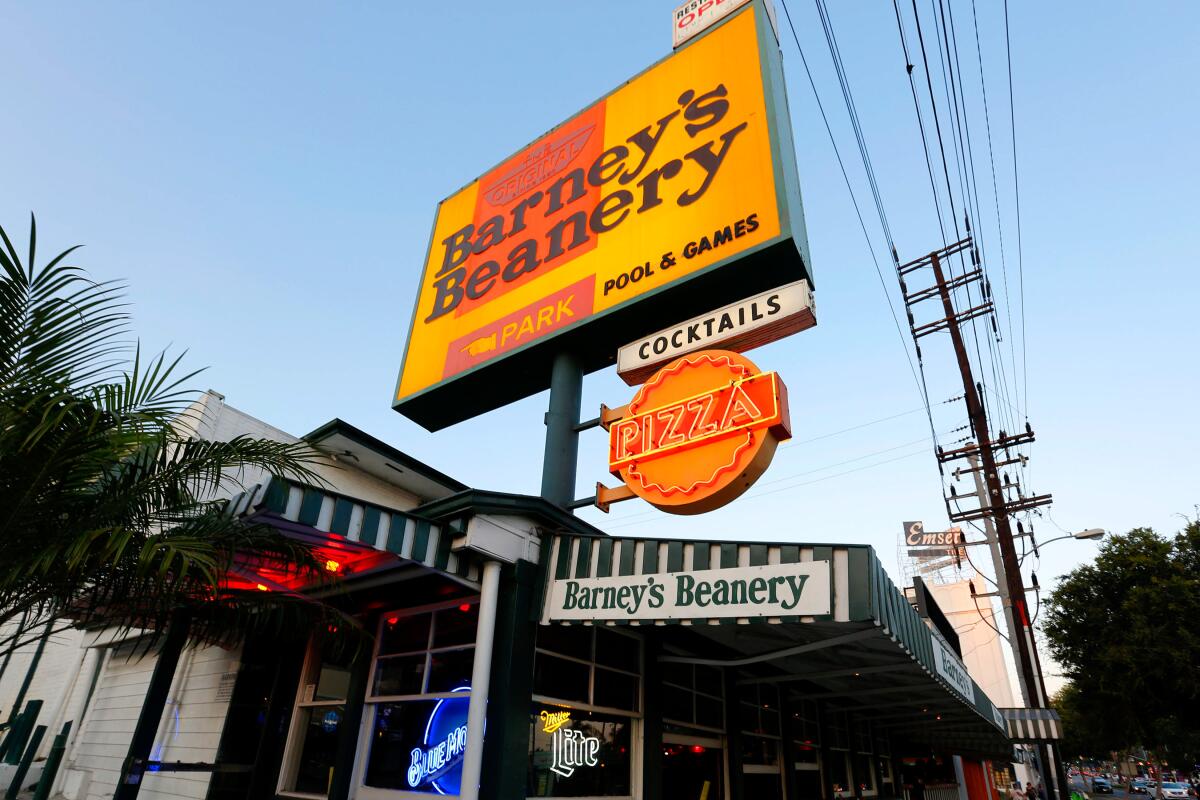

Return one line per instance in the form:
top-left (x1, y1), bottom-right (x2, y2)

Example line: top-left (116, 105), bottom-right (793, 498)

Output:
top-left (62, 640), bottom-right (241, 800)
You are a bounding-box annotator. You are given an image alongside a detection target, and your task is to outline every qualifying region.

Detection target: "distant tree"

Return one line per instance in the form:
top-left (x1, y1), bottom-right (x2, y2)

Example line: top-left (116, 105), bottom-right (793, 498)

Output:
top-left (1051, 682), bottom-right (1121, 762)
top-left (0, 215), bottom-right (360, 653)
top-left (1042, 522), bottom-right (1200, 775)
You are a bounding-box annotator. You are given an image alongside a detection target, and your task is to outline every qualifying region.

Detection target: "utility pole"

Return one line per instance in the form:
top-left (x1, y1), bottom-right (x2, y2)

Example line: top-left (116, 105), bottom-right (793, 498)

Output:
top-left (962, 447), bottom-right (1031, 703)
top-left (899, 239), bottom-right (1066, 800)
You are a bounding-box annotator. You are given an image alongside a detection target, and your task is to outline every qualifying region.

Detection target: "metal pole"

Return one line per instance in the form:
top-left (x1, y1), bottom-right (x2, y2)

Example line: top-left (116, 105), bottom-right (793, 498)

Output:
top-left (540, 351), bottom-right (583, 508)
top-left (7, 620), bottom-right (53, 724)
top-left (114, 608), bottom-right (192, 800)
top-left (41, 641), bottom-right (88, 750)
top-left (31, 721), bottom-right (71, 800)
top-left (459, 561), bottom-right (501, 800)
top-left (966, 447), bottom-right (1030, 706)
top-left (5, 724), bottom-right (46, 799)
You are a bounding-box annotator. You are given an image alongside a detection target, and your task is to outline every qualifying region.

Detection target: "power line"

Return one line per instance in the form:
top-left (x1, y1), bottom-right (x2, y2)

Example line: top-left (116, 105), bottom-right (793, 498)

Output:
top-left (775, 0), bottom-right (929, 422)
top-left (779, 394), bottom-right (960, 450)
top-left (1003, 0), bottom-right (1028, 421)
top-left (603, 446), bottom-right (936, 531)
top-left (968, 0), bottom-right (1021, 422)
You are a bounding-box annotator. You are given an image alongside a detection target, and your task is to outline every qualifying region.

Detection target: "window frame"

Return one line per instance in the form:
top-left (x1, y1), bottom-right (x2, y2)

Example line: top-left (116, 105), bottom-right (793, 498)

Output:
top-left (531, 626), bottom-right (643, 718)
top-left (367, 598), bottom-right (480, 702)
top-left (277, 641), bottom-right (351, 799)
top-left (354, 598), bottom-right (482, 800)
top-left (661, 663), bottom-right (726, 733)
top-left (527, 626), bottom-right (644, 800)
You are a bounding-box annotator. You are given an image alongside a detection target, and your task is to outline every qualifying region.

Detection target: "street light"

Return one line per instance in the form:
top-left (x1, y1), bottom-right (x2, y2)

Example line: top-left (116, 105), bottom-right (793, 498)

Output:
top-left (1018, 528), bottom-right (1107, 565)
top-left (1073, 528), bottom-right (1106, 541)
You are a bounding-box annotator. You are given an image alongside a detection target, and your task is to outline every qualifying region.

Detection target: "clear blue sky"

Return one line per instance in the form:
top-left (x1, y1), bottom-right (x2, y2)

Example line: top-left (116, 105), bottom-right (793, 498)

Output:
top-left (4, 0), bottom-right (1198, 657)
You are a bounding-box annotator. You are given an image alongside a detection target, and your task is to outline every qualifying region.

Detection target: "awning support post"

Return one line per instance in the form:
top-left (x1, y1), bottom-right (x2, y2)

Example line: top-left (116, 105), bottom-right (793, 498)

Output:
top-left (460, 561), bottom-right (501, 800)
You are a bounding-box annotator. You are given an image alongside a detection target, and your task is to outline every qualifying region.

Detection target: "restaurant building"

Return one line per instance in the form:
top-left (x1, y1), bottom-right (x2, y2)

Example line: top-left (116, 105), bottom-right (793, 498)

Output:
top-left (0, 394), bottom-right (1013, 800)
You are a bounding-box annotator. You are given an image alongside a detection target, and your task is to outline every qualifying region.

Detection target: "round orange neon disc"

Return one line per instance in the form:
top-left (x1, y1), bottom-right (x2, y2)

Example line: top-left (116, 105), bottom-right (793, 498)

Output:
top-left (607, 349), bottom-right (791, 514)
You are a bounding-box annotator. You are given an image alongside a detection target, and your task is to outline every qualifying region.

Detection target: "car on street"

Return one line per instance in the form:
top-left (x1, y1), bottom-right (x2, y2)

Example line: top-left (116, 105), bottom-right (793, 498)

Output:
top-left (1093, 778), bottom-right (1114, 794)
top-left (1158, 782), bottom-right (1191, 800)
top-left (1131, 780), bottom-right (1152, 794)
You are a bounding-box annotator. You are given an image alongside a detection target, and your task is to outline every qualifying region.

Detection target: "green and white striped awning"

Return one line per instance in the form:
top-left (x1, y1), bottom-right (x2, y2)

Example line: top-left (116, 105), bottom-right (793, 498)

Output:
top-left (1002, 708), bottom-right (1063, 742)
top-left (540, 533), bottom-right (1009, 751)
top-left (224, 476), bottom-right (481, 585)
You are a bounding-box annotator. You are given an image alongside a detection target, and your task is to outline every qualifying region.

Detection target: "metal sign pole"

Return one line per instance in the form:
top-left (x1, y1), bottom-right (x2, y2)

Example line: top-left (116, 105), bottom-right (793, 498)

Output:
top-left (540, 352), bottom-right (583, 509)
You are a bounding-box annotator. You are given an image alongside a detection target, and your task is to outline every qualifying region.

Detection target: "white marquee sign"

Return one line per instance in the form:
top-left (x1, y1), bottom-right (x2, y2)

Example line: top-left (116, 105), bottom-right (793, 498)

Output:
top-left (547, 561), bottom-right (831, 622)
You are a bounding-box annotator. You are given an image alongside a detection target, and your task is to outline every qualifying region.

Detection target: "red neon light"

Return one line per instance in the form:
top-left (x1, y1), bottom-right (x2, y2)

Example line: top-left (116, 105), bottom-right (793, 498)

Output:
top-left (691, 745), bottom-right (706, 754)
top-left (458, 604), bottom-right (472, 613)
top-left (387, 616), bottom-right (399, 626)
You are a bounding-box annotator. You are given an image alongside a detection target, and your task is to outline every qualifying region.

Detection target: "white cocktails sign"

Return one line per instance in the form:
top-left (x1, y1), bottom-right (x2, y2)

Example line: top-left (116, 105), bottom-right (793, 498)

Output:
top-left (615, 280), bottom-right (815, 385)
top-left (547, 561), bottom-right (831, 622)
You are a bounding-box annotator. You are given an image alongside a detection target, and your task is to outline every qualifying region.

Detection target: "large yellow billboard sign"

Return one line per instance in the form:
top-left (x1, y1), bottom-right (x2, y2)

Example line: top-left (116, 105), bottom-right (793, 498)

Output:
top-left (395, 2), bottom-right (811, 430)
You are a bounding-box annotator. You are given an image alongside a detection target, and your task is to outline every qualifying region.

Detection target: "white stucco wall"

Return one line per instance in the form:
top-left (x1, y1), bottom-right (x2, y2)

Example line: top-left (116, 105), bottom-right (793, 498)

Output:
top-left (927, 579), bottom-right (1019, 707)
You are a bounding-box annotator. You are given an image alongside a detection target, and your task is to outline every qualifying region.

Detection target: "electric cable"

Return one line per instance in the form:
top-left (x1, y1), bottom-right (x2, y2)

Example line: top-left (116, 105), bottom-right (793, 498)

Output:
top-left (1003, 0), bottom-right (1029, 421)
top-left (776, 0), bottom-right (929, 423)
top-left (969, 0), bottom-right (1021, 423)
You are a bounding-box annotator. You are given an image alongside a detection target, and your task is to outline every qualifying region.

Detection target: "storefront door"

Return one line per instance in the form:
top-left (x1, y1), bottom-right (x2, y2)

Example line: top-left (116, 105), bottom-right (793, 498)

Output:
top-left (663, 733), bottom-right (725, 800)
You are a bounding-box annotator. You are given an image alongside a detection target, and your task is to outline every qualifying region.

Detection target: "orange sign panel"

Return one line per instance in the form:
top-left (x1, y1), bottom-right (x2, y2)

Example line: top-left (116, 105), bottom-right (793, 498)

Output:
top-left (608, 350), bottom-right (790, 514)
top-left (394, 1), bottom-right (812, 430)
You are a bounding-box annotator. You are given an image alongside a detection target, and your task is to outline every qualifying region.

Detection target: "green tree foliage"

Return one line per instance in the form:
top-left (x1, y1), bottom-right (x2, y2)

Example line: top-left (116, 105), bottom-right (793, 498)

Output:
top-left (1051, 682), bottom-right (1121, 762)
top-left (0, 216), bottom-right (362, 651)
top-left (1043, 522), bottom-right (1200, 766)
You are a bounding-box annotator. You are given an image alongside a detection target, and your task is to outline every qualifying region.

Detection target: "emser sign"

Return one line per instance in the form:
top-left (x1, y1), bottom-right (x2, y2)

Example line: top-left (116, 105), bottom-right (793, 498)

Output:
top-left (394, 1), bottom-right (811, 430)
top-left (547, 561), bottom-right (830, 622)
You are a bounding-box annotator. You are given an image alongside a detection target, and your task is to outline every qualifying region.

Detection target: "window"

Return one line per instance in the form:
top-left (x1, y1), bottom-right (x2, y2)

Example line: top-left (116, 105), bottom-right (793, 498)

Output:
top-left (738, 683), bottom-right (781, 762)
top-left (661, 664), bottom-right (724, 731)
top-left (363, 601), bottom-right (479, 796)
top-left (854, 752), bottom-right (877, 796)
top-left (529, 627), bottom-right (641, 798)
top-left (279, 642), bottom-right (353, 797)
top-left (877, 758), bottom-right (895, 795)
top-left (789, 696), bottom-right (821, 749)
top-left (739, 683), bottom-right (783, 799)
top-left (527, 706), bottom-right (632, 798)
top-left (827, 753), bottom-right (851, 798)
top-left (533, 626), bottom-right (641, 713)
top-left (372, 603), bottom-right (478, 699)
top-left (792, 697), bottom-right (822, 800)
top-left (827, 710), bottom-right (850, 751)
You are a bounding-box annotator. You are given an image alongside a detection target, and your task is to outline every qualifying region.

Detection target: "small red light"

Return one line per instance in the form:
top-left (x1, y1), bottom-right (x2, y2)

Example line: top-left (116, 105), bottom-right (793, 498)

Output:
top-left (459, 604), bottom-right (471, 613)
top-left (387, 616), bottom-right (399, 626)
top-left (691, 745), bottom-right (706, 754)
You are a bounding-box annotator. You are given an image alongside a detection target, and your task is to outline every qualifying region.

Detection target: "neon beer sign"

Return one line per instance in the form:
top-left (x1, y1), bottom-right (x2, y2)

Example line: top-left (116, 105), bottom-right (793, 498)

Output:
top-left (541, 710), bottom-right (601, 779)
top-left (407, 688), bottom-right (470, 794)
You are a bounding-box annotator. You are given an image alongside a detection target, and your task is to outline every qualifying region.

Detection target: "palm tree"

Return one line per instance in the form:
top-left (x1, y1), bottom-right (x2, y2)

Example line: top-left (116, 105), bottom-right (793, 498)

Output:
top-left (0, 215), bottom-right (361, 654)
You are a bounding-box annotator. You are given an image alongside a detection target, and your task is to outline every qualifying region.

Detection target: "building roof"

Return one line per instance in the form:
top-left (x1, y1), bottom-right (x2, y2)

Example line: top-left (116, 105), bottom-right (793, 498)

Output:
top-left (303, 418), bottom-right (467, 502)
